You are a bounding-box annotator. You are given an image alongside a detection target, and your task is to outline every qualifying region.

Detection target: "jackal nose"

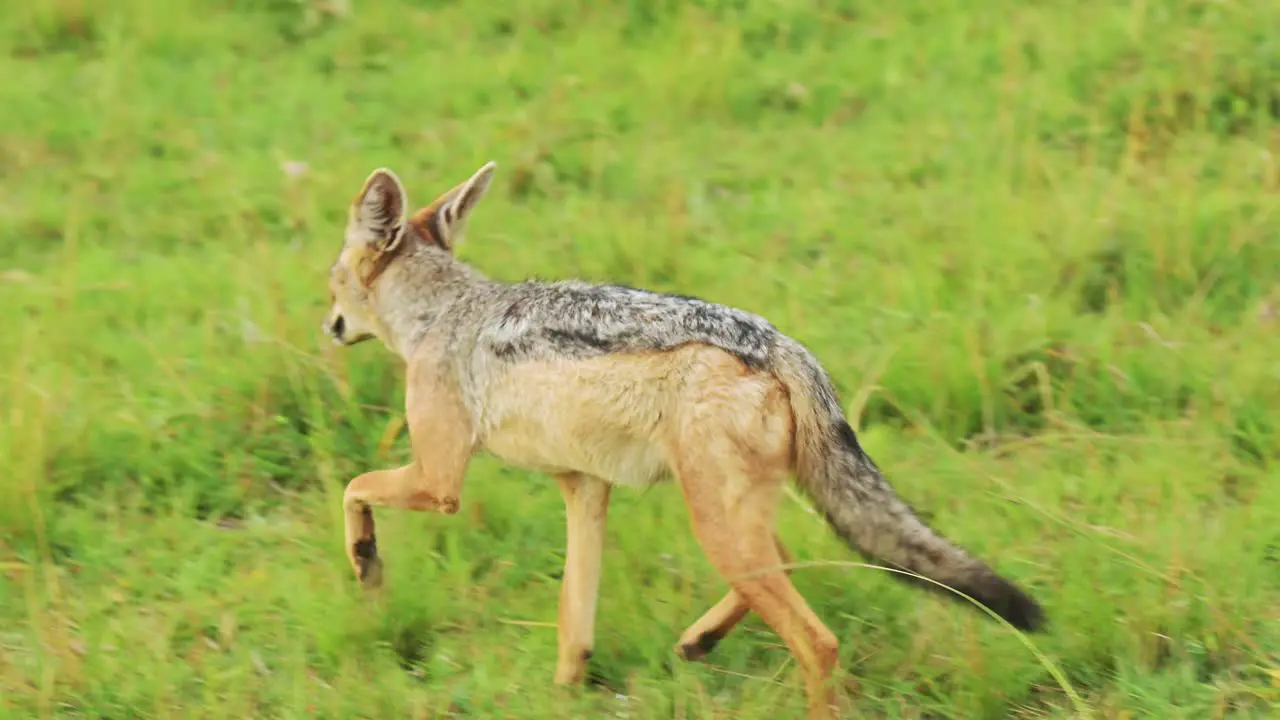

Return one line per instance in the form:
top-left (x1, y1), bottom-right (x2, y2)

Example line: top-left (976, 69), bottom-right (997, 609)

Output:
top-left (327, 315), bottom-right (345, 339)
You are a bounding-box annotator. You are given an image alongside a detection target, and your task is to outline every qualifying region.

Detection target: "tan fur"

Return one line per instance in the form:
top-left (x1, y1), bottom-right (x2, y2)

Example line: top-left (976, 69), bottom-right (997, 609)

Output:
top-left (476, 350), bottom-right (680, 487)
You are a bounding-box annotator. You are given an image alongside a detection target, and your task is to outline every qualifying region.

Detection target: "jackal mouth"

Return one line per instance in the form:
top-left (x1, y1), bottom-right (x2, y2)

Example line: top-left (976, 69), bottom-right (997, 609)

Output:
top-left (323, 315), bottom-right (364, 346)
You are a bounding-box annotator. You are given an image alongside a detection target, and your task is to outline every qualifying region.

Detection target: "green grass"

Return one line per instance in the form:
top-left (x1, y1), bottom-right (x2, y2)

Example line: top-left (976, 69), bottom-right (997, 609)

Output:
top-left (2, 0), bottom-right (1279, 717)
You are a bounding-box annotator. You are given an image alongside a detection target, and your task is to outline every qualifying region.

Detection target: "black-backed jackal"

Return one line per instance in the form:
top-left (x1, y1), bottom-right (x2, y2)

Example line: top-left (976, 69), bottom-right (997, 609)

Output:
top-left (322, 162), bottom-right (1045, 719)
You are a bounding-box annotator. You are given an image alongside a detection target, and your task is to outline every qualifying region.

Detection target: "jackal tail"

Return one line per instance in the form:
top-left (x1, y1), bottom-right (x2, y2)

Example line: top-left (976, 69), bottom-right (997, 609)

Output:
top-left (771, 340), bottom-right (1045, 632)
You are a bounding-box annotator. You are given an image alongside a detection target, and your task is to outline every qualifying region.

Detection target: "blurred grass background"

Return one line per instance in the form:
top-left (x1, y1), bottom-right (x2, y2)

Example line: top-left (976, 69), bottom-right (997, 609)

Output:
top-left (1, 0), bottom-right (1278, 717)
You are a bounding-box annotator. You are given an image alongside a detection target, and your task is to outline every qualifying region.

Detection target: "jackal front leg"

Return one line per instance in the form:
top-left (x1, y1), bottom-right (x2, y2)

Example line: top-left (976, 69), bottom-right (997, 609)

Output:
top-left (553, 473), bottom-right (611, 685)
top-left (342, 461), bottom-right (467, 586)
top-left (341, 364), bottom-right (475, 588)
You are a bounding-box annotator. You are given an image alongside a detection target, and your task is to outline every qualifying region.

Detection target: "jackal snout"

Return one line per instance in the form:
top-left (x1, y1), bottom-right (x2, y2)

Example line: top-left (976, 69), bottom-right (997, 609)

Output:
top-left (319, 291), bottom-right (367, 345)
top-left (322, 310), bottom-right (346, 345)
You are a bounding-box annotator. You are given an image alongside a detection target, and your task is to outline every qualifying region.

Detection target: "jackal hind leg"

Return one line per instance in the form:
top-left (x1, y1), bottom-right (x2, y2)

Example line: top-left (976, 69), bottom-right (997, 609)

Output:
top-left (675, 534), bottom-right (796, 661)
top-left (672, 427), bottom-right (841, 720)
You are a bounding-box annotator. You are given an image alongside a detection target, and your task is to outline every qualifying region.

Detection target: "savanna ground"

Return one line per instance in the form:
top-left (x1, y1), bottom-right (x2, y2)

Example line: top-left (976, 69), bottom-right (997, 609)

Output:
top-left (2, 1), bottom-right (1278, 718)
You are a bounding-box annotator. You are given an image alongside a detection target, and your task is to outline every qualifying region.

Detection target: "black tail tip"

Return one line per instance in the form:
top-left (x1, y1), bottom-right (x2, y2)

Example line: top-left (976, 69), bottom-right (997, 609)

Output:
top-left (972, 573), bottom-right (1047, 633)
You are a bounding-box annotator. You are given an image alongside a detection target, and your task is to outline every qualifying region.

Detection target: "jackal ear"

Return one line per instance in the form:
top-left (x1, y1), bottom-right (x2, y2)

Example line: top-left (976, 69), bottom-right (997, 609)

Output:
top-left (350, 168), bottom-right (409, 253)
top-left (412, 161), bottom-right (496, 251)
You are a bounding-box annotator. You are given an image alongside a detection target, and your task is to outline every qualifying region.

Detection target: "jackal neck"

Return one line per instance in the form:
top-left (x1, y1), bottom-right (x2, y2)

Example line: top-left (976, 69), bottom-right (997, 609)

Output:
top-left (369, 244), bottom-right (491, 359)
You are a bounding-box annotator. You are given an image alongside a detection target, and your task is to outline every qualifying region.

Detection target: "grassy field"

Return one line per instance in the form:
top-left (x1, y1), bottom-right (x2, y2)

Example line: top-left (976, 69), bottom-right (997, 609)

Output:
top-left (2, 0), bottom-right (1279, 717)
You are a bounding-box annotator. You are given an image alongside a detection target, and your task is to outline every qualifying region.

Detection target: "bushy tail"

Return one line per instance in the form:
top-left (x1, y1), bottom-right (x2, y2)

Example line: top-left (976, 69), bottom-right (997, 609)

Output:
top-left (770, 340), bottom-right (1045, 632)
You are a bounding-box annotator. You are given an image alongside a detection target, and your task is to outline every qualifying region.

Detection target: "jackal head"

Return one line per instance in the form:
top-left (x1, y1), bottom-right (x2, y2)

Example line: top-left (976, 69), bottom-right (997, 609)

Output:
top-left (323, 161), bottom-right (496, 346)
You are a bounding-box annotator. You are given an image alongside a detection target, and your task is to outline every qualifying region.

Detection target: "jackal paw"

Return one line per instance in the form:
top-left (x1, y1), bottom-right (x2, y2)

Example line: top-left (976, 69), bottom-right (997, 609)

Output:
top-left (352, 536), bottom-right (384, 589)
top-left (674, 629), bottom-right (724, 662)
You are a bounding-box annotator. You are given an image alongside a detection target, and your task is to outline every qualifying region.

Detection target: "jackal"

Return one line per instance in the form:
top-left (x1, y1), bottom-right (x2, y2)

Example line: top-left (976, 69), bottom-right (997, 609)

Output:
top-left (322, 161), bottom-right (1045, 718)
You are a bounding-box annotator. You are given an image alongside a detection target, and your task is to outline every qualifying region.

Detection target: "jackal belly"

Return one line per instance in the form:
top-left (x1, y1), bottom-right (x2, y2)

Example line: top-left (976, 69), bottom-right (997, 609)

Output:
top-left (474, 353), bottom-right (679, 487)
top-left (481, 422), bottom-right (669, 488)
